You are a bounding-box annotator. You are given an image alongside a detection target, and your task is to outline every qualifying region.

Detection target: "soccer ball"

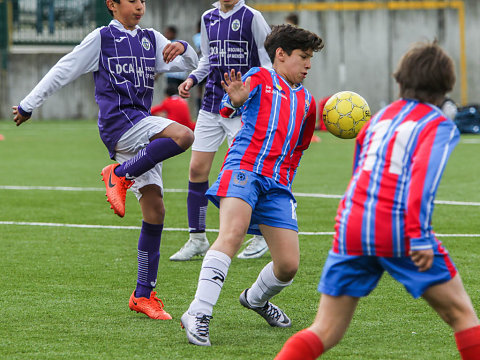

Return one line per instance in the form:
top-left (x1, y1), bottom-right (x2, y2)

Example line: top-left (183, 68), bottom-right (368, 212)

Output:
top-left (322, 91), bottom-right (371, 139)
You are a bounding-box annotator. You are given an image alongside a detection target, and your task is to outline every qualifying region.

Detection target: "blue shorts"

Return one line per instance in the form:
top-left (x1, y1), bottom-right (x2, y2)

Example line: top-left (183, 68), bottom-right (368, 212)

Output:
top-left (318, 250), bottom-right (457, 299)
top-left (206, 169), bottom-right (298, 235)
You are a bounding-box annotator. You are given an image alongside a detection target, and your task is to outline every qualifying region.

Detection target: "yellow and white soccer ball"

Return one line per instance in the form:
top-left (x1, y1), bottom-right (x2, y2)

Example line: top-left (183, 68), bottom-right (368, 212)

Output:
top-left (322, 91), bottom-right (371, 139)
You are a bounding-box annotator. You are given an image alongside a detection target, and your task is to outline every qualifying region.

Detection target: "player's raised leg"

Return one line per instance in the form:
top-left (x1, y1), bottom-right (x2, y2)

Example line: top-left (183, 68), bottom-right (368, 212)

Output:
top-left (102, 122), bottom-right (193, 217)
top-left (170, 150), bottom-right (214, 261)
top-left (422, 275), bottom-right (480, 359)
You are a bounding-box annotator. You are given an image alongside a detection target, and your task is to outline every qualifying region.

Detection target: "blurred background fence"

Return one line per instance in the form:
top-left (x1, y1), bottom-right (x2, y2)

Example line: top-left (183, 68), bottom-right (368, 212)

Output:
top-left (7, 0), bottom-right (109, 45)
top-left (1, 0), bottom-right (480, 120)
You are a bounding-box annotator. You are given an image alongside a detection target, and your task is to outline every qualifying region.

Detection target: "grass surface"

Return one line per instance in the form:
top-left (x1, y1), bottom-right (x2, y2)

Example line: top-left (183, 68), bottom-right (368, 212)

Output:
top-left (0, 120), bottom-right (479, 359)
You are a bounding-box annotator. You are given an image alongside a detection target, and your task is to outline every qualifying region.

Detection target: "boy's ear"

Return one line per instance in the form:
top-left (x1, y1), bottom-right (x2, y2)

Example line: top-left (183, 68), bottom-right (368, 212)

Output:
top-left (275, 47), bottom-right (286, 62)
top-left (106, 0), bottom-right (117, 12)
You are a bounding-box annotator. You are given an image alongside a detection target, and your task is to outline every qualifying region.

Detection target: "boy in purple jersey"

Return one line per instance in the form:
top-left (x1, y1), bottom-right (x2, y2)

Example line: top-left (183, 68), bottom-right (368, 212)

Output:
top-left (12, 0), bottom-right (198, 320)
top-left (171, 0), bottom-right (272, 261)
top-left (180, 24), bottom-right (323, 346)
top-left (275, 42), bottom-right (480, 360)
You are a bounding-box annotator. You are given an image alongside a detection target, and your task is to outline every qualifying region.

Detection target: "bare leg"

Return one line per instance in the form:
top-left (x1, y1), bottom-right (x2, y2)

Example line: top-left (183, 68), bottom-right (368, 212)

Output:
top-left (309, 294), bottom-right (359, 351)
top-left (422, 274), bottom-right (479, 332)
top-left (189, 150), bottom-right (216, 182)
top-left (260, 225), bottom-right (299, 282)
top-left (210, 197), bottom-right (252, 257)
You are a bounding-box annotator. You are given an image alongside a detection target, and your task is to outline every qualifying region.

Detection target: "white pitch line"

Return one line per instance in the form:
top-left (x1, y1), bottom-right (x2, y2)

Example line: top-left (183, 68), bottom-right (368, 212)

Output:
top-left (0, 185), bottom-right (186, 193)
top-left (1, 185), bottom-right (480, 206)
top-left (0, 221), bottom-right (478, 238)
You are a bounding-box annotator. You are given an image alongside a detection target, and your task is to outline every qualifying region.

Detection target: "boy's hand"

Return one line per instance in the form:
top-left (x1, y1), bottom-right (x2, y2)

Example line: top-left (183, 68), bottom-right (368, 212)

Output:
top-left (12, 106), bottom-right (30, 126)
top-left (178, 78), bottom-right (194, 98)
top-left (163, 42), bottom-right (185, 64)
top-left (221, 69), bottom-right (251, 108)
top-left (410, 249), bottom-right (434, 272)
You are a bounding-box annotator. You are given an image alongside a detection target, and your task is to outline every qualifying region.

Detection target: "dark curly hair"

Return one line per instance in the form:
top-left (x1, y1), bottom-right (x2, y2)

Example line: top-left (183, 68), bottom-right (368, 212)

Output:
top-left (393, 40), bottom-right (455, 104)
top-left (264, 24), bottom-right (324, 64)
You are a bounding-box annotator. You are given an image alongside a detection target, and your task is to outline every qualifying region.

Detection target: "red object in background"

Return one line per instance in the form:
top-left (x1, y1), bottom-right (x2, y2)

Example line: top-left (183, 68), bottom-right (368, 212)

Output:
top-left (151, 95), bottom-right (196, 131)
top-left (317, 95), bottom-right (332, 131)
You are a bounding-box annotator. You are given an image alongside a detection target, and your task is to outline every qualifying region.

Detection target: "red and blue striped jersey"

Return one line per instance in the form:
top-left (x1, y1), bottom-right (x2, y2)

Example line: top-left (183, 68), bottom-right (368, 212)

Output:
top-left (219, 67), bottom-right (316, 187)
top-left (333, 99), bottom-right (460, 257)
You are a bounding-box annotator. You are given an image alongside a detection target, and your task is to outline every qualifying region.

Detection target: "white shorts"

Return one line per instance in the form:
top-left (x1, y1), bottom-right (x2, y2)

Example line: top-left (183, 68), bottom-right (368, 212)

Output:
top-left (192, 110), bottom-right (242, 152)
top-left (114, 116), bottom-right (174, 200)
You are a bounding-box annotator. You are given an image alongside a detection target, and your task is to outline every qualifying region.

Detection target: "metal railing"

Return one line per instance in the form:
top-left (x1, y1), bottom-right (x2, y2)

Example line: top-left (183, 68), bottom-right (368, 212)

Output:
top-left (9, 0), bottom-right (110, 45)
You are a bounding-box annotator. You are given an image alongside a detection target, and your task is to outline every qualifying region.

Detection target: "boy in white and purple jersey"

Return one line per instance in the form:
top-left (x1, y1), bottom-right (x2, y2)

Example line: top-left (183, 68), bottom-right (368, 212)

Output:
top-left (171, 0), bottom-right (273, 261)
top-left (180, 24), bottom-right (324, 346)
top-left (276, 42), bottom-right (480, 360)
top-left (13, 0), bottom-right (198, 320)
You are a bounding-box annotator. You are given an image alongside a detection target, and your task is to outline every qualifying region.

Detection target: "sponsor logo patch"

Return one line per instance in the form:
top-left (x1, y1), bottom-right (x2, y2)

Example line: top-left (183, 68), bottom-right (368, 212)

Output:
top-left (233, 171), bottom-right (248, 186)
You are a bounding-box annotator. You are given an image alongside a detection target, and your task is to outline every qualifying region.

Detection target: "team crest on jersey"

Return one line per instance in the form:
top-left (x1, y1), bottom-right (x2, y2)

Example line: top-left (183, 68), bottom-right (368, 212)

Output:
top-left (233, 171), bottom-right (248, 186)
top-left (231, 19), bottom-right (241, 31)
top-left (141, 37), bottom-right (151, 51)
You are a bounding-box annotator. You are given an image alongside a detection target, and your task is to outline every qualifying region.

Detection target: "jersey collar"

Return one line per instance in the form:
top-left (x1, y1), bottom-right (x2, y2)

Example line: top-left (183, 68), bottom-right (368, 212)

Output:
top-left (109, 19), bottom-right (141, 36)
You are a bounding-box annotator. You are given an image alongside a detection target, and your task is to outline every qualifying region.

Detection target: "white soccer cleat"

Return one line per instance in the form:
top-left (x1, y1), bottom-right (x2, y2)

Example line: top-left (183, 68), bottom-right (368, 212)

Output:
top-left (169, 233), bottom-right (210, 261)
top-left (180, 311), bottom-right (212, 346)
top-left (237, 235), bottom-right (268, 259)
top-left (239, 288), bottom-right (291, 327)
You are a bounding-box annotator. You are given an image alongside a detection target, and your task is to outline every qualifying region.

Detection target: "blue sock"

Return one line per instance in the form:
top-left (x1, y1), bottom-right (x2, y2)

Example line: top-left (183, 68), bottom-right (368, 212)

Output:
top-left (135, 221), bottom-right (163, 299)
top-left (115, 138), bottom-right (184, 178)
top-left (187, 181), bottom-right (209, 233)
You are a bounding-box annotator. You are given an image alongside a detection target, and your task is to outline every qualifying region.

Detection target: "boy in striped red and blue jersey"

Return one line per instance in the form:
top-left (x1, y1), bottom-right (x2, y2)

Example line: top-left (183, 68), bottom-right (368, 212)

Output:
top-left (13, 0), bottom-right (198, 320)
top-left (171, 0), bottom-right (273, 261)
top-left (180, 24), bottom-right (324, 346)
top-left (276, 41), bottom-right (480, 360)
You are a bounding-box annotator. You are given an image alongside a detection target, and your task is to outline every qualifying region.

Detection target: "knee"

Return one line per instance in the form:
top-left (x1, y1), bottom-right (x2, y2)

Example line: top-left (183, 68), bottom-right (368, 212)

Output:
top-left (438, 304), bottom-right (478, 330)
top-left (175, 126), bottom-right (194, 150)
top-left (274, 260), bottom-right (299, 282)
top-left (189, 159), bottom-right (209, 180)
top-left (148, 201), bottom-right (165, 224)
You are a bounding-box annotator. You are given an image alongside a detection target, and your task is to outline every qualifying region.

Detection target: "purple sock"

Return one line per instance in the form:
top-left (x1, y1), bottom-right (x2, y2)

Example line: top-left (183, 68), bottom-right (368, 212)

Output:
top-left (115, 138), bottom-right (184, 178)
top-left (135, 221), bottom-right (163, 299)
top-left (187, 181), bottom-right (209, 233)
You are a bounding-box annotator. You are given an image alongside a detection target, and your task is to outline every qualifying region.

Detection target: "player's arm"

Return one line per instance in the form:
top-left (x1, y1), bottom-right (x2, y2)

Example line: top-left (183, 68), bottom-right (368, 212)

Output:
top-left (219, 68), bottom-right (260, 118)
top-left (153, 31), bottom-right (198, 73)
top-left (221, 69), bottom-right (251, 107)
top-left (290, 96), bottom-right (317, 174)
top-left (251, 10), bottom-right (272, 69)
top-left (13, 29), bottom-right (101, 125)
top-left (179, 15), bottom-right (210, 97)
top-left (406, 119), bottom-right (460, 267)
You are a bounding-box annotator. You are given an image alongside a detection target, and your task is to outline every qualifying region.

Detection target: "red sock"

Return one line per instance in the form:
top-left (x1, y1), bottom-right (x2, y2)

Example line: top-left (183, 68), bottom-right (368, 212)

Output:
top-left (275, 329), bottom-right (324, 360)
top-left (455, 325), bottom-right (480, 360)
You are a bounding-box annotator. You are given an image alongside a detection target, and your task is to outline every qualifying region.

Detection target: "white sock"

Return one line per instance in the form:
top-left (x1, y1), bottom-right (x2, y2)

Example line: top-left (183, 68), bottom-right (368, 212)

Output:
top-left (188, 249), bottom-right (232, 316)
top-left (190, 232), bottom-right (208, 242)
top-left (247, 261), bottom-right (293, 307)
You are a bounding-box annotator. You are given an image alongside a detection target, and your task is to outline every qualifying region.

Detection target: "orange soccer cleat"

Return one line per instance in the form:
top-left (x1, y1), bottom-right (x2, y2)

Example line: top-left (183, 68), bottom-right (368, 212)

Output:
top-left (129, 291), bottom-right (172, 320)
top-left (101, 164), bottom-right (133, 217)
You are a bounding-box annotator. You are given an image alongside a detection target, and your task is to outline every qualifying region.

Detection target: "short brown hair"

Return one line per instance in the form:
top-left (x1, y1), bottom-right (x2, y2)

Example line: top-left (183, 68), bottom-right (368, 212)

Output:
top-left (106, 0), bottom-right (120, 17)
top-left (393, 41), bottom-right (455, 104)
top-left (264, 24), bottom-right (324, 64)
